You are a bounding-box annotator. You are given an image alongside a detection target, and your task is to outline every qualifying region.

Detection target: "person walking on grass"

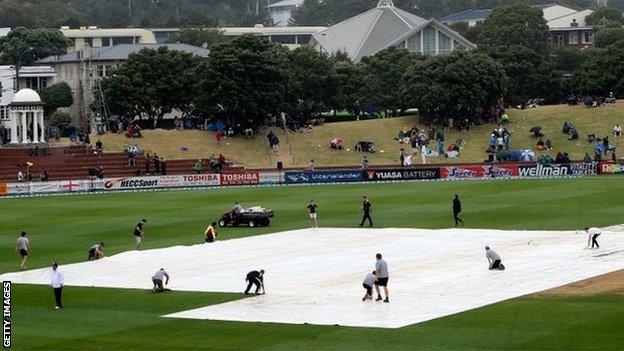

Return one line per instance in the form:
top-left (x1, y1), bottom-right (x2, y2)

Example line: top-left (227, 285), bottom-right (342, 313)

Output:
top-left (307, 200), bottom-right (318, 228)
top-left (134, 219), bottom-right (148, 250)
top-left (453, 195), bottom-right (464, 226)
top-left (585, 227), bottom-right (601, 249)
top-left (360, 196), bottom-right (373, 227)
top-left (152, 268), bottom-right (170, 292)
top-left (16, 231), bottom-right (30, 269)
top-left (244, 269), bottom-right (265, 295)
top-left (362, 270), bottom-right (377, 301)
top-left (374, 253), bottom-right (389, 303)
top-left (51, 262), bottom-right (65, 309)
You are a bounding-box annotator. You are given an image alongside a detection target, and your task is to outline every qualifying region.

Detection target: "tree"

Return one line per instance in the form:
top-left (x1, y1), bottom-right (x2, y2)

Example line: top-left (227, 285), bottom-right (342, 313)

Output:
top-left (0, 27), bottom-right (67, 67)
top-left (285, 46), bottom-right (339, 120)
top-left (0, 0), bottom-right (37, 28)
top-left (40, 83), bottom-right (73, 116)
top-left (586, 6), bottom-right (623, 27)
top-left (594, 27), bottom-right (624, 48)
top-left (358, 47), bottom-right (423, 115)
top-left (574, 40), bottom-right (624, 96)
top-left (167, 28), bottom-right (227, 48)
top-left (401, 51), bottom-right (507, 123)
top-left (100, 47), bottom-right (201, 122)
top-left (490, 45), bottom-right (557, 105)
top-left (193, 36), bottom-right (290, 128)
top-left (449, 22), bottom-right (480, 45)
top-left (478, 4), bottom-right (550, 55)
top-left (49, 111), bottom-right (72, 126)
top-left (333, 59), bottom-right (363, 115)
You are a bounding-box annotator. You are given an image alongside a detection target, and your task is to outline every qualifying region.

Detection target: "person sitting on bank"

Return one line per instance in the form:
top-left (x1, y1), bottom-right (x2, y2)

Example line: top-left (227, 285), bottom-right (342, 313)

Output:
top-left (485, 246), bottom-right (505, 270)
top-left (152, 268), bottom-right (170, 293)
top-left (536, 138), bottom-right (546, 150)
top-left (88, 242), bottom-right (105, 261)
top-left (204, 222), bottom-right (217, 243)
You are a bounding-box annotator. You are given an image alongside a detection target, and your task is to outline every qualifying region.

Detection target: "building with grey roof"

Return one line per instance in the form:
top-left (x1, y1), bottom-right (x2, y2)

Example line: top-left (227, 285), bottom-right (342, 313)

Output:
top-left (310, 0), bottom-right (475, 63)
top-left (267, 0), bottom-right (305, 26)
top-left (37, 44), bottom-right (209, 122)
top-left (441, 4), bottom-right (595, 47)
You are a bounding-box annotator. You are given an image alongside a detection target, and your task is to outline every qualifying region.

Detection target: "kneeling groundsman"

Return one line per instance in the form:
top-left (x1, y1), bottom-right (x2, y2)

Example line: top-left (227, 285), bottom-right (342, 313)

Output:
top-left (362, 270), bottom-right (377, 301)
top-left (485, 246), bottom-right (505, 270)
top-left (244, 269), bottom-right (265, 295)
top-left (88, 242), bottom-right (105, 260)
top-left (152, 268), bottom-right (170, 292)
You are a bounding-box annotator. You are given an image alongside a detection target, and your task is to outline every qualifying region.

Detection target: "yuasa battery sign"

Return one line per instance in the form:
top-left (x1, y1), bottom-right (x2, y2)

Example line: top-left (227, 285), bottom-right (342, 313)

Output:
top-left (363, 168), bottom-right (440, 181)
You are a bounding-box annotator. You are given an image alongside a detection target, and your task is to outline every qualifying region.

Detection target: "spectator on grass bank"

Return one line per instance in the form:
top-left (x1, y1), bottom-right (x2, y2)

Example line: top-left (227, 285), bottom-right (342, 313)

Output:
top-left (614, 124), bottom-right (622, 138)
top-left (361, 156), bottom-right (370, 170)
top-left (51, 262), bottom-right (65, 309)
top-left (145, 153), bottom-right (151, 174)
top-left (153, 153), bottom-right (161, 174)
top-left (309, 159), bottom-right (315, 171)
top-left (152, 268), bottom-right (170, 292)
top-left (399, 148), bottom-right (407, 167)
top-left (583, 153), bottom-right (592, 162)
top-left (40, 170), bottom-right (50, 182)
top-left (215, 130), bottom-right (223, 147)
top-left (194, 159), bottom-right (203, 174)
top-left (161, 158), bottom-right (167, 175)
top-left (95, 139), bottom-right (103, 154)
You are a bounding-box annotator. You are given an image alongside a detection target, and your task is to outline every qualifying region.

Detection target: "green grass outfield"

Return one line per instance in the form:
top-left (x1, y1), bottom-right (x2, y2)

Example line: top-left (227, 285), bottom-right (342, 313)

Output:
top-left (3, 177), bottom-right (624, 350)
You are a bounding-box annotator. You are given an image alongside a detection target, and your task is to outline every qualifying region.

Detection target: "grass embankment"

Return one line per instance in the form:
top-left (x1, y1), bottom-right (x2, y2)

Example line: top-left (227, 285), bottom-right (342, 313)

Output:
top-left (2, 177), bottom-right (624, 349)
top-left (94, 102), bottom-right (624, 168)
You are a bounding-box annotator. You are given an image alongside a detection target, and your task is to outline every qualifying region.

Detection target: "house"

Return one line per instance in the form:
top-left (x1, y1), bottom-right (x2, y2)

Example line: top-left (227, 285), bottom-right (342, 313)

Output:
top-left (0, 66), bottom-right (56, 140)
top-left (311, 0), bottom-right (475, 63)
top-left (150, 25), bottom-right (325, 49)
top-left (59, 27), bottom-right (157, 52)
top-left (37, 44), bottom-right (209, 122)
top-left (441, 4), bottom-right (595, 47)
top-left (266, 0), bottom-right (305, 26)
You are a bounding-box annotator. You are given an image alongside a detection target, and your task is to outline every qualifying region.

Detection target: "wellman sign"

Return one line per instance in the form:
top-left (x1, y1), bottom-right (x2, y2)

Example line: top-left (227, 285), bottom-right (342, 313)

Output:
top-left (518, 163), bottom-right (597, 177)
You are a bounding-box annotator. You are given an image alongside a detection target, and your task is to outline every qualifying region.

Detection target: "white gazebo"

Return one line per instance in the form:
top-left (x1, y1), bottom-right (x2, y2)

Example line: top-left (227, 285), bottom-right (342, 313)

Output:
top-left (9, 88), bottom-right (45, 144)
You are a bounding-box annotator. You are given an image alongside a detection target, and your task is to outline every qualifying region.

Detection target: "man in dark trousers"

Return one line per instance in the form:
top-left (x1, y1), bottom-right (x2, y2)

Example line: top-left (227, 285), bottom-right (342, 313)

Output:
top-left (453, 195), bottom-right (464, 226)
top-left (50, 262), bottom-right (65, 309)
top-left (244, 269), bottom-right (265, 295)
top-left (359, 196), bottom-right (373, 227)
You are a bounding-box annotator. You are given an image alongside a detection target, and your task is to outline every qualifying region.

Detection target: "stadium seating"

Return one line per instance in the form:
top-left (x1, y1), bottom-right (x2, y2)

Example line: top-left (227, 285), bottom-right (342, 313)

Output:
top-left (0, 146), bottom-right (244, 181)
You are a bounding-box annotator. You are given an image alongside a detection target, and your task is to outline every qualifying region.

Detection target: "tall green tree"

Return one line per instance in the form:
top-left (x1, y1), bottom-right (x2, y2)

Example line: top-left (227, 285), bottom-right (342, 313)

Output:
top-left (478, 4), bottom-right (550, 55)
top-left (401, 51), bottom-right (507, 123)
top-left (490, 45), bottom-right (557, 105)
top-left (574, 40), bottom-right (624, 96)
top-left (0, 27), bottom-right (67, 67)
top-left (358, 47), bottom-right (423, 115)
top-left (100, 47), bottom-right (201, 122)
top-left (0, 0), bottom-right (37, 28)
top-left (285, 46), bottom-right (339, 120)
top-left (594, 27), bottom-right (624, 48)
top-left (194, 36), bottom-right (289, 127)
top-left (167, 28), bottom-right (227, 48)
top-left (585, 6), bottom-right (623, 27)
top-left (40, 82), bottom-right (73, 116)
